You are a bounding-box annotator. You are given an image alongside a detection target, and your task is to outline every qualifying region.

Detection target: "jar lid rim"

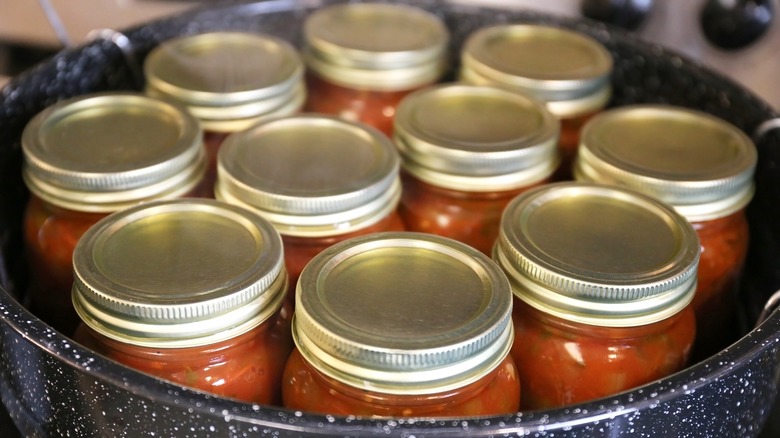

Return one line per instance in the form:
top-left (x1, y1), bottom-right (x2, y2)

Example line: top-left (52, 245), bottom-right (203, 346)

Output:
top-left (72, 199), bottom-right (287, 346)
top-left (495, 182), bottom-right (699, 326)
top-left (22, 92), bottom-right (205, 207)
top-left (575, 105), bottom-right (757, 221)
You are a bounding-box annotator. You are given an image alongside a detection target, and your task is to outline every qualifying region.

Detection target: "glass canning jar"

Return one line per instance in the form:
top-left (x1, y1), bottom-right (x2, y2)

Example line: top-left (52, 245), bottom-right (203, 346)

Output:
top-left (71, 199), bottom-right (292, 404)
top-left (144, 31), bottom-right (305, 195)
top-left (460, 24), bottom-right (613, 179)
top-left (394, 84), bottom-right (560, 255)
top-left (282, 232), bottom-right (520, 417)
top-left (494, 182), bottom-right (699, 409)
top-left (22, 93), bottom-right (206, 335)
top-left (215, 115), bottom-right (405, 305)
top-left (302, 3), bottom-right (449, 136)
top-left (574, 105), bottom-right (757, 360)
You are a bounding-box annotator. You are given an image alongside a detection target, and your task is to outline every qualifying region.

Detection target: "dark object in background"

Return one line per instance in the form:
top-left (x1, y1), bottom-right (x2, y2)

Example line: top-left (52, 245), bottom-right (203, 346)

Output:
top-left (581, 0), bottom-right (655, 30)
top-left (0, 1), bottom-right (780, 437)
top-left (700, 0), bottom-right (774, 50)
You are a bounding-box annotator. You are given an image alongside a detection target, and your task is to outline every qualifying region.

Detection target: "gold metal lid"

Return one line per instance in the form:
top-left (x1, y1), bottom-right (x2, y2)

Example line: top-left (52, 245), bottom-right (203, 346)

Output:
top-left (574, 105), bottom-right (757, 221)
top-left (460, 24), bottom-right (613, 118)
top-left (144, 32), bottom-right (305, 132)
top-left (494, 182), bottom-right (699, 327)
top-left (22, 92), bottom-right (205, 212)
top-left (215, 115), bottom-right (401, 237)
top-left (303, 3), bottom-right (449, 91)
top-left (294, 232), bottom-right (513, 395)
top-left (394, 84), bottom-right (560, 191)
top-left (72, 199), bottom-right (287, 348)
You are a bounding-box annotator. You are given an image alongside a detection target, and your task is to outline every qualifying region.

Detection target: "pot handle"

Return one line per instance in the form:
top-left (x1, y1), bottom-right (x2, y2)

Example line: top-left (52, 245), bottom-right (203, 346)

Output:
top-left (753, 117), bottom-right (780, 142)
top-left (755, 289), bottom-right (780, 327)
top-left (85, 28), bottom-right (143, 88)
top-left (36, 0), bottom-right (142, 88)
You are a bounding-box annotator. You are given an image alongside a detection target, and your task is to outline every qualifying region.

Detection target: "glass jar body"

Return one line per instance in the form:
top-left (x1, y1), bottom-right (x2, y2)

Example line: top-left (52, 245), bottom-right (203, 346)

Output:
top-left (691, 209), bottom-right (749, 359)
top-left (304, 73), bottom-right (433, 137)
top-left (281, 212), bottom-right (405, 301)
top-left (24, 195), bottom-right (107, 335)
top-left (511, 298), bottom-right (695, 410)
top-left (398, 171), bottom-right (548, 255)
top-left (73, 301), bottom-right (293, 405)
top-left (203, 131), bottom-right (230, 198)
top-left (282, 347), bottom-right (520, 417)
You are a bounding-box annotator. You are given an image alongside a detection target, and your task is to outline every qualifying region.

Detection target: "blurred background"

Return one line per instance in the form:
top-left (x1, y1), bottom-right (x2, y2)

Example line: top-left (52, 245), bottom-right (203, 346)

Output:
top-left (1, 0), bottom-right (778, 110)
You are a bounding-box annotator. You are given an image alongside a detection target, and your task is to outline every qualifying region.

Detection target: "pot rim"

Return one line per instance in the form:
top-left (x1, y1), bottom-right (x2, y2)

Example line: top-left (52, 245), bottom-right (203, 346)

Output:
top-left (1, 285), bottom-right (778, 435)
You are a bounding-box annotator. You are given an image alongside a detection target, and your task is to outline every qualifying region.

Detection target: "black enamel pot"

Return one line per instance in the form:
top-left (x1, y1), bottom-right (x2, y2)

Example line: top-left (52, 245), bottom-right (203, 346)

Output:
top-left (1, 1), bottom-right (780, 436)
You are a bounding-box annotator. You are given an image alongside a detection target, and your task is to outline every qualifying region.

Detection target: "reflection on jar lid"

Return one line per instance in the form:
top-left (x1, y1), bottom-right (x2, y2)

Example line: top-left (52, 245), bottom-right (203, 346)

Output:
top-left (72, 199), bottom-right (287, 348)
top-left (144, 32), bottom-right (305, 132)
top-left (22, 92), bottom-right (205, 212)
top-left (294, 232), bottom-right (513, 395)
top-left (394, 84), bottom-right (560, 191)
top-left (574, 105), bottom-right (757, 221)
top-left (495, 182), bottom-right (699, 327)
top-left (461, 24), bottom-right (612, 117)
top-left (303, 3), bottom-right (449, 91)
top-left (215, 115), bottom-right (401, 237)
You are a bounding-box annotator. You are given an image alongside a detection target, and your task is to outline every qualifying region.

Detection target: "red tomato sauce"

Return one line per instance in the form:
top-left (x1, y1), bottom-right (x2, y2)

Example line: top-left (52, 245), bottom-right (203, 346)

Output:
top-left (282, 348), bottom-right (520, 417)
top-left (398, 171), bottom-right (549, 255)
top-left (304, 73), bottom-right (431, 138)
top-left (74, 301), bottom-right (293, 405)
top-left (281, 212), bottom-right (405, 302)
top-left (690, 210), bottom-right (750, 360)
top-left (25, 186), bottom-right (210, 336)
top-left (511, 299), bottom-right (695, 410)
top-left (202, 131), bottom-right (231, 199)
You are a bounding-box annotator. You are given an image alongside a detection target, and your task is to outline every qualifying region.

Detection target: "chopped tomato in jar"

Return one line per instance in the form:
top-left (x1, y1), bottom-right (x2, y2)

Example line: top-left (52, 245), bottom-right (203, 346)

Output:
top-left (398, 171), bottom-right (547, 255)
top-left (511, 299), bottom-right (695, 409)
top-left (282, 348), bottom-right (520, 417)
top-left (690, 210), bottom-right (750, 359)
top-left (74, 301), bottom-right (292, 404)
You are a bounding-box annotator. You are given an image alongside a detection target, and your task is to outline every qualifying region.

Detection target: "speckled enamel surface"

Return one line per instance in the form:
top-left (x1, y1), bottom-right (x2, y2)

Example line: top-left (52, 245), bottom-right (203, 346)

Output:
top-left (1, 1), bottom-right (779, 437)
